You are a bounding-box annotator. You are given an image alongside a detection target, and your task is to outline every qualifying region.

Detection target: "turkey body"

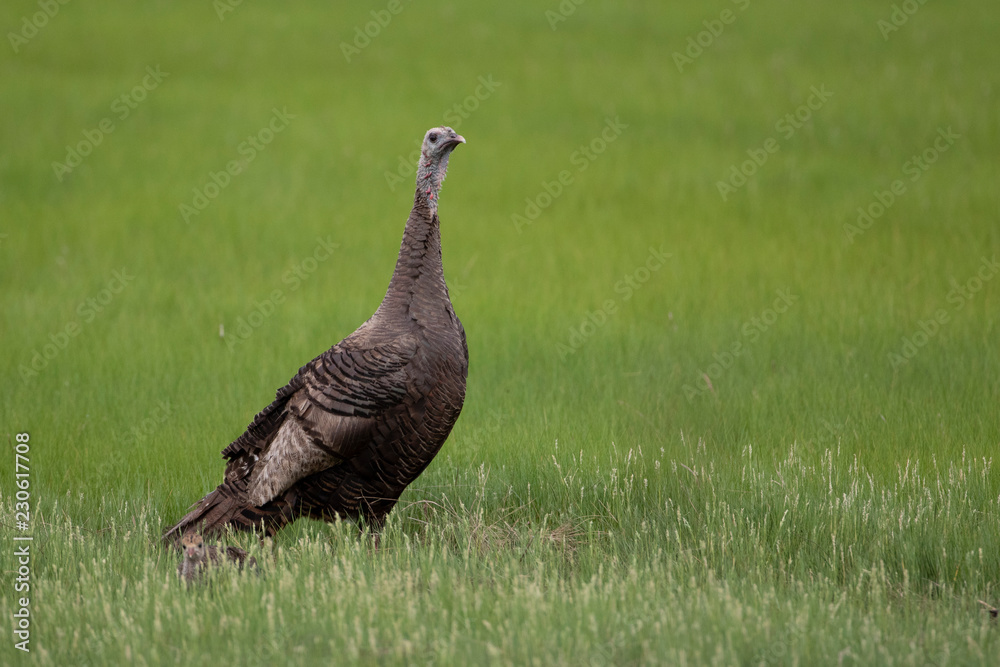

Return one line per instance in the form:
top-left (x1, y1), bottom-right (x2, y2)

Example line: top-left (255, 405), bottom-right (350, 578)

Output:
top-left (165, 127), bottom-right (468, 542)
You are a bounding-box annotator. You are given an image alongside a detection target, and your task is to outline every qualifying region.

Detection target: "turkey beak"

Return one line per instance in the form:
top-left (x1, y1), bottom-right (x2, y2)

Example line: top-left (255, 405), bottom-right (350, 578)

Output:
top-left (443, 134), bottom-right (465, 149)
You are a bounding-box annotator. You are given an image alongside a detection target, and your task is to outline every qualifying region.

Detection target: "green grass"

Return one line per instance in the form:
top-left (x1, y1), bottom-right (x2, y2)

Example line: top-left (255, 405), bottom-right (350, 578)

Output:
top-left (2, 0), bottom-right (998, 664)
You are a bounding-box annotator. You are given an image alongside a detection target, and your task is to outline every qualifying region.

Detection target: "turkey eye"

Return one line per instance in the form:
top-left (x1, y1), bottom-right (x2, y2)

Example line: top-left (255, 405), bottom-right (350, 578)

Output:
top-left (429, 133), bottom-right (438, 143)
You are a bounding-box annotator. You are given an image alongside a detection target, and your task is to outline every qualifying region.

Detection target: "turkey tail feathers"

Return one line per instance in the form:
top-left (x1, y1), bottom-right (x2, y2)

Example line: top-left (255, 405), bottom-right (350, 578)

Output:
top-left (162, 482), bottom-right (292, 545)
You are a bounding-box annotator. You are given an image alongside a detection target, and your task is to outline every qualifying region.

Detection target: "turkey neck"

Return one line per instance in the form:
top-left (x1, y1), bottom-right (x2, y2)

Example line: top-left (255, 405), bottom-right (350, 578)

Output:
top-left (377, 145), bottom-right (457, 326)
top-left (380, 194), bottom-right (451, 324)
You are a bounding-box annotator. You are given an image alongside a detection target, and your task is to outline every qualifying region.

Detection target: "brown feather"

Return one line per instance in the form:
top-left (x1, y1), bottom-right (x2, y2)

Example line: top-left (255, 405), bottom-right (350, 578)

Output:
top-left (163, 127), bottom-right (469, 545)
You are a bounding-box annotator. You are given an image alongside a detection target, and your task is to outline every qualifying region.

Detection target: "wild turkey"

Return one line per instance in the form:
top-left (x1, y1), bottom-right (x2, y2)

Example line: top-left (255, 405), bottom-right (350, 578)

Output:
top-left (164, 127), bottom-right (469, 544)
top-left (177, 531), bottom-right (257, 583)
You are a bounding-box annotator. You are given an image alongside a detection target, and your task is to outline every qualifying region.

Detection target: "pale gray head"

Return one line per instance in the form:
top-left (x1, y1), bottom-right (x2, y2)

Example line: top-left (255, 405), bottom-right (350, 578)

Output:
top-left (415, 126), bottom-right (465, 214)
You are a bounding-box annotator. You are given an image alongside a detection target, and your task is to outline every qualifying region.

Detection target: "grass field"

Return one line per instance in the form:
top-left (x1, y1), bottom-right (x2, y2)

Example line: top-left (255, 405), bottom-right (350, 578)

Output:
top-left (2, 0), bottom-right (999, 664)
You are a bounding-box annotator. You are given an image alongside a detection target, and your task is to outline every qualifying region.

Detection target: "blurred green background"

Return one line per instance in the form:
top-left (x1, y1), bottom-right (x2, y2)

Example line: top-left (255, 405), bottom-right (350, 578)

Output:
top-left (3, 0), bottom-right (996, 492)
top-left (1, 0), bottom-right (998, 663)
